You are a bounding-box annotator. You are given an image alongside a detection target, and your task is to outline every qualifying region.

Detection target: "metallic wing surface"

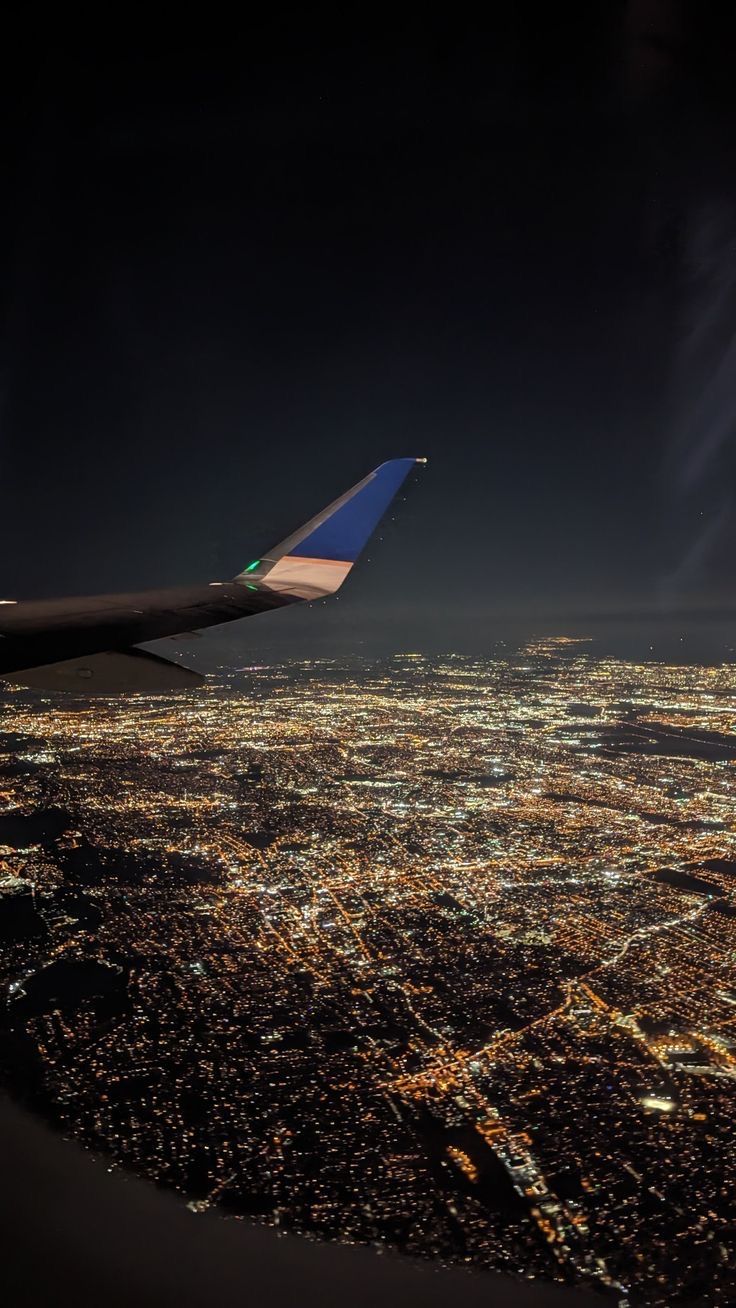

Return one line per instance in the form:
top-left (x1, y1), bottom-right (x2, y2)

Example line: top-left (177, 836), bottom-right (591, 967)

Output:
top-left (0, 458), bottom-right (423, 692)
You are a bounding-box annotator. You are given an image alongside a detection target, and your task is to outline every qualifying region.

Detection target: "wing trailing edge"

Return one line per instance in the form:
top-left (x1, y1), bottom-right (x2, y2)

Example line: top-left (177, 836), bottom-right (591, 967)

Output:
top-left (2, 648), bottom-right (204, 694)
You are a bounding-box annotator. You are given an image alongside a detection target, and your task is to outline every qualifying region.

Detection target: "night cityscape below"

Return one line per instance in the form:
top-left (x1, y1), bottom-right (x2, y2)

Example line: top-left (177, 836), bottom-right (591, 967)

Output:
top-left (0, 642), bottom-right (734, 1305)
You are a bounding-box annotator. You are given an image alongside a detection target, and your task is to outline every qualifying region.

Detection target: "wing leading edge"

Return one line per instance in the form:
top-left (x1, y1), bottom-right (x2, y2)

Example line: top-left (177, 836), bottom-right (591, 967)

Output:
top-left (0, 458), bottom-right (424, 691)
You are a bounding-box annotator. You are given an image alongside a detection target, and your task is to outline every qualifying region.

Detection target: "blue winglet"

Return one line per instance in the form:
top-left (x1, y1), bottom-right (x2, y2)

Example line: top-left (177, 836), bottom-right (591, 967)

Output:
top-left (290, 458), bottom-right (418, 561)
top-left (235, 458), bottom-right (425, 600)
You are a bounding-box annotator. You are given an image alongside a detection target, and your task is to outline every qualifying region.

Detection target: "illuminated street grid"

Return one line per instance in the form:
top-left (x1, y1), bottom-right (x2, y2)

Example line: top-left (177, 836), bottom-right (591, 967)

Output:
top-left (0, 640), bottom-right (735, 1304)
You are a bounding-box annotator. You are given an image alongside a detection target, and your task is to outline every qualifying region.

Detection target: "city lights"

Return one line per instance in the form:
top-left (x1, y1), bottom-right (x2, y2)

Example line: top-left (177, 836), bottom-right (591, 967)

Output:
top-left (0, 640), bottom-right (734, 1303)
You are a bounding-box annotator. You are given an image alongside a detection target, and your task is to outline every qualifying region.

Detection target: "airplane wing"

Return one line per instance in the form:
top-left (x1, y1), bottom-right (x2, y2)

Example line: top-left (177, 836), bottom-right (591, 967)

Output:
top-left (0, 458), bottom-right (424, 692)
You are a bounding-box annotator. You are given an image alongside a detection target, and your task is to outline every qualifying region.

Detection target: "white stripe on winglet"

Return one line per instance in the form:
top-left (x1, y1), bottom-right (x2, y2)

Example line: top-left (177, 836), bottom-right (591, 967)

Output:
top-left (262, 556), bottom-right (352, 599)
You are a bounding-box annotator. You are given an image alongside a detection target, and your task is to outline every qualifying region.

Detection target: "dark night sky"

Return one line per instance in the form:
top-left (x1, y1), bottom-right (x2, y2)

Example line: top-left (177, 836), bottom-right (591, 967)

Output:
top-left (1, 7), bottom-right (735, 659)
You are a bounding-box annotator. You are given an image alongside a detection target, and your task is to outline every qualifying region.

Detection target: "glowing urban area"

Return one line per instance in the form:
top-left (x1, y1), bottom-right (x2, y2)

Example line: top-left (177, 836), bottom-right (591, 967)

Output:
top-left (0, 640), bottom-right (735, 1305)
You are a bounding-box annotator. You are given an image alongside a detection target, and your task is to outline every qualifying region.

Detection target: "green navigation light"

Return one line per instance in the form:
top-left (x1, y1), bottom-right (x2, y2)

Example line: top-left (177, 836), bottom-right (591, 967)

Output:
top-left (244, 560), bottom-right (260, 573)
